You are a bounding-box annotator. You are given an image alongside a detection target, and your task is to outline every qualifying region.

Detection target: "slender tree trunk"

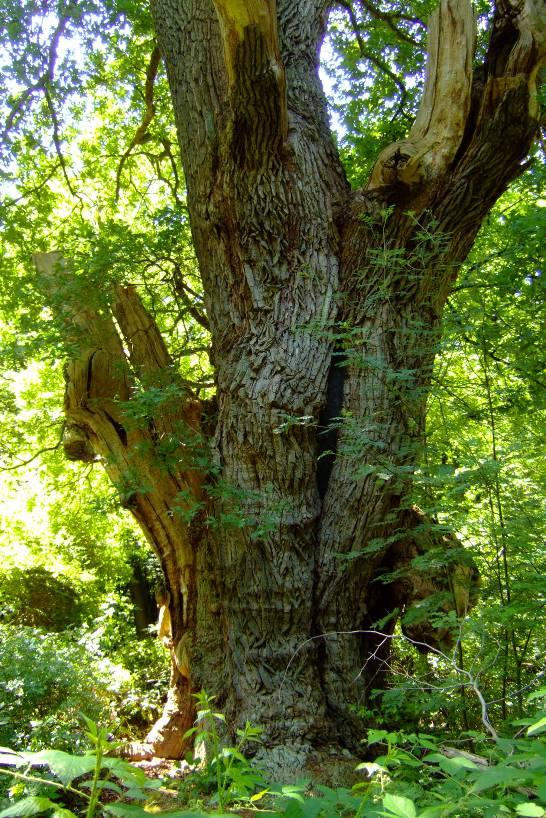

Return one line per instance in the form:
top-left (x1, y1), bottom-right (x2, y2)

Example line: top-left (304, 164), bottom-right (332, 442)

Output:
top-left (39, 0), bottom-right (545, 777)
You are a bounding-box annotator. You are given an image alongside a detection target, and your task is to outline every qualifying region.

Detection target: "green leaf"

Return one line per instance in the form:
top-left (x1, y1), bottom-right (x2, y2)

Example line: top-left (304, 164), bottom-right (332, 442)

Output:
top-left (416, 807), bottom-right (453, 818)
top-left (367, 729), bottom-right (389, 746)
top-left (382, 793), bottom-right (417, 818)
top-left (0, 751), bottom-right (25, 768)
top-left (528, 718), bottom-right (546, 736)
top-left (106, 809), bottom-right (211, 818)
top-left (106, 806), bottom-right (214, 818)
top-left (23, 750), bottom-right (96, 786)
top-left (423, 752), bottom-right (479, 775)
top-left (51, 810), bottom-right (79, 818)
top-left (297, 799), bottom-right (326, 818)
top-left (0, 796), bottom-right (57, 817)
top-left (79, 780), bottom-right (123, 795)
top-left (277, 783), bottom-right (307, 803)
top-left (528, 688), bottom-right (546, 703)
top-left (515, 805), bottom-right (545, 817)
top-left (472, 766), bottom-right (530, 793)
top-left (101, 757), bottom-right (148, 788)
top-left (104, 807), bottom-right (148, 818)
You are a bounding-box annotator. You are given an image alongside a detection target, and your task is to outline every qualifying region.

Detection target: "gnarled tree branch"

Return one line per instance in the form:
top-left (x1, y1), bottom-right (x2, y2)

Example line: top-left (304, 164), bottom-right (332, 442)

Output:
top-left (34, 249), bottom-right (206, 757)
top-left (368, 0), bottom-right (475, 190)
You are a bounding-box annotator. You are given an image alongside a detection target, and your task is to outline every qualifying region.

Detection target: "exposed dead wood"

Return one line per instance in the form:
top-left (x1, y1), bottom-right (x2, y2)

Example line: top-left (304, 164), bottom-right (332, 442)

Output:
top-left (368, 0), bottom-right (475, 190)
top-left (212, 0), bottom-right (287, 148)
top-left (368, 0), bottom-right (546, 197)
top-left (440, 747), bottom-right (536, 797)
top-left (113, 284), bottom-right (171, 373)
top-left (440, 747), bottom-right (489, 767)
top-left (34, 250), bottom-right (203, 757)
top-left (484, 0), bottom-right (546, 118)
top-left (212, 0), bottom-right (283, 87)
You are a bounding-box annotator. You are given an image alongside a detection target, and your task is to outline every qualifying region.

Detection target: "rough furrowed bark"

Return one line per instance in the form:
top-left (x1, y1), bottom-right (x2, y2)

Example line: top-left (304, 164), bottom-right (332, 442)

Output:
top-left (149, 0), bottom-right (545, 774)
top-left (152, 0), bottom-right (353, 775)
top-left (315, 0), bottom-right (545, 730)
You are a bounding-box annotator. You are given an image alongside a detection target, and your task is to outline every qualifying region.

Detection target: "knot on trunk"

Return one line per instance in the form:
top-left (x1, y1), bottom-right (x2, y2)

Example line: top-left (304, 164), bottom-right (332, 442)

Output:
top-left (62, 422), bottom-right (96, 462)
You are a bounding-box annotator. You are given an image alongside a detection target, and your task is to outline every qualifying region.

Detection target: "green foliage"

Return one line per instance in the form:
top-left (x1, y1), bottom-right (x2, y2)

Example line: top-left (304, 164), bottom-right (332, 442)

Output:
top-left (0, 568), bottom-right (83, 631)
top-left (2, 698), bottom-right (546, 818)
top-left (0, 590), bottom-right (169, 752)
top-left (0, 0), bottom-right (544, 794)
top-left (0, 718), bottom-right (168, 818)
top-left (351, 724), bottom-right (546, 818)
top-left (181, 691), bottom-right (265, 812)
top-left (0, 626), bottom-right (110, 752)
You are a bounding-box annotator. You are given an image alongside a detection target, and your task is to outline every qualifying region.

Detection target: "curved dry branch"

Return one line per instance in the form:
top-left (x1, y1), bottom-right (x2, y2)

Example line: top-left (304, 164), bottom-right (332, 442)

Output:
top-left (115, 45), bottom-right (162, 201)
top-left (367, 0), bottom-right (546, 200)
top-left (33, 250), bottom-right (204, 515)
top-left (33, 251), bottom-right (205, 756)
top-left (368, 0), bottom-right (475, 190)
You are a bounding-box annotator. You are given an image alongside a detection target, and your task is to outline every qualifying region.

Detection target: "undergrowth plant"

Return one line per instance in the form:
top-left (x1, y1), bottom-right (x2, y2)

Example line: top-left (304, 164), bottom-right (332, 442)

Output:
top-left (182, 691), bottom-right (265, 811)
top-left (1, 693), bottom-right (546, 818)
top-left (0, 718), bottom-right (184, 818)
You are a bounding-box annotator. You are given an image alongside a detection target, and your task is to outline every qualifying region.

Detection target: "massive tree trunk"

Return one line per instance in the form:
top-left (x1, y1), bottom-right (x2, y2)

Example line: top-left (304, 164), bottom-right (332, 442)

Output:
top-left (38, 0), bottom-right (544, 776)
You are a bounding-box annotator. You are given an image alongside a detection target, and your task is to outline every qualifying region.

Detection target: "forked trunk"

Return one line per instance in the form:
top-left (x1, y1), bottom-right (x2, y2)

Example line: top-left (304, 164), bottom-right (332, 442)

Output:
top-left (38, 0), bottom-right (545, 778)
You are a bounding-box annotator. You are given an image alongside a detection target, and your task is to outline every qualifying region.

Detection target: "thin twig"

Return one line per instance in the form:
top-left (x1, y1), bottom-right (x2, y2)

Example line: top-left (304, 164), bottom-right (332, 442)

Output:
top-left (357, 0), bottom-right (425, 46)
top-left (1, 8), bottom-right (73, 144)
top-left (43, 86), bottom-right (77, 197)
top-left (0, 425), bottom-right (64, 472)
top-left (115, 45), bottom-right (162, 200)
top-left (282, 628), bottom-right (501, 739)
top-left (337, 0), bottom-right (410, 122)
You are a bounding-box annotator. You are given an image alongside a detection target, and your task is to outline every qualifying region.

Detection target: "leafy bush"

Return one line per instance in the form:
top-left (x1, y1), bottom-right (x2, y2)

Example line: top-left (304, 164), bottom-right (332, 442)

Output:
top-left (180, 691), bottom-right (265, 811)
top-left (76, 595), bottom-right (170, 732)
top-left (0, 719), bottom-right (169, 818)
top-left (0, 625), bottom-right (110, 752)
top-left (0, 613), bottom-right (170, 753)
top-left (0, 568), bottom-right (84, 631)
top-left (2, 694), bottom-right (546, 818)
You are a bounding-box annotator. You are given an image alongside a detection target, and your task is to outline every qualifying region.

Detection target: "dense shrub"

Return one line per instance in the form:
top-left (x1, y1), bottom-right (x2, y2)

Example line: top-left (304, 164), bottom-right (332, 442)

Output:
top-left (0, 624), bottom-right (109, 751)
top-left (0, 567), bottom-right (84, 631)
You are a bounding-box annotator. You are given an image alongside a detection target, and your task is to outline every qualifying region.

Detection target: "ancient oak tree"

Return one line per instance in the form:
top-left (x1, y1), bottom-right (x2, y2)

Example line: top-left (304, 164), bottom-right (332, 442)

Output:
top-left (35, 0), bottom-right (545, 773)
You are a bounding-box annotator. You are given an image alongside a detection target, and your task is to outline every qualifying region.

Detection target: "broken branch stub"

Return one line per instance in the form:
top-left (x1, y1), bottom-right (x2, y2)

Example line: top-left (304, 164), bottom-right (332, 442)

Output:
top-left (212, 0), bottom-right (288, 148)
top-left (33, 251), bottom-right (204, 506)
top-left (368, 0), bottom-right (475, 190)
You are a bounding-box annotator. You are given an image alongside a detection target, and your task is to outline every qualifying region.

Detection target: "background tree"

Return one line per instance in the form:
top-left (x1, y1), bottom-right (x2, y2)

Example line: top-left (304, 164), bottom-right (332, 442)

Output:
top-left (1, 0), bottom-right (545, 776)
